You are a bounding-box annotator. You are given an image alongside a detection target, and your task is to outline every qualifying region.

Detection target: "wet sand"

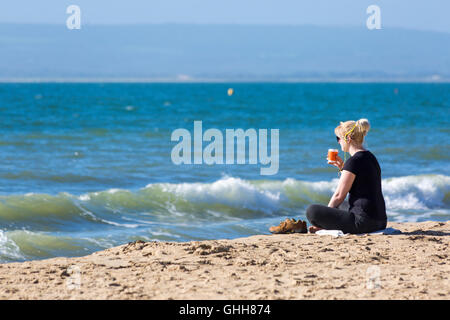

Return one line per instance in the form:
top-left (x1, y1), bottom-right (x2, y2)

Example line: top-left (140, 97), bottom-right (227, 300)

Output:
top-left (0, 221), bottom-right (448, 299)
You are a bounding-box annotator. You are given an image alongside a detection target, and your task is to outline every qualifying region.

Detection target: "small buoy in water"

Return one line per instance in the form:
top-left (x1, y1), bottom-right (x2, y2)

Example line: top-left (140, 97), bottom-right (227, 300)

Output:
top-left (394, 88), bottom-right (399, 95)
top-left (227, 88), bottom-right (234, 96)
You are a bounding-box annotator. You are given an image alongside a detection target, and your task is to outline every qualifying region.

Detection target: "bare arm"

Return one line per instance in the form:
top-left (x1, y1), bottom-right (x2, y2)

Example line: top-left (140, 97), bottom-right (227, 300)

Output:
top-left (328, 170), bottom-right (356, 208)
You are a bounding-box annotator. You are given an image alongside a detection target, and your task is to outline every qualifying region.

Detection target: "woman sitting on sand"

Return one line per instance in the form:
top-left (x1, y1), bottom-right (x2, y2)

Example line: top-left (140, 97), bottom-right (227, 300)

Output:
top-left (306, 118), bottom-right (387, 234)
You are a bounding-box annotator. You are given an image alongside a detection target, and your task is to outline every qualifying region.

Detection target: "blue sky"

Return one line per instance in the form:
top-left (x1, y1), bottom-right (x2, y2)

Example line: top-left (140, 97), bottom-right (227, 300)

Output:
top-left (0, 0), bottom-right (449, 33)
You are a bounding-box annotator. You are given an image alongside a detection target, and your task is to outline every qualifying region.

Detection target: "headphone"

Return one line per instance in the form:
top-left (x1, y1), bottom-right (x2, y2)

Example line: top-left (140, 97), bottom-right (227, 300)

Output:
top-left (344, 122), bottom-right (358, 142)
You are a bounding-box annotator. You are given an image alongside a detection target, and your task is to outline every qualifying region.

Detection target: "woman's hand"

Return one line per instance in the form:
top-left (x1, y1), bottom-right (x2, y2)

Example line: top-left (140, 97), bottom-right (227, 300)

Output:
top-left (327, 155), bottom-right (344, 170)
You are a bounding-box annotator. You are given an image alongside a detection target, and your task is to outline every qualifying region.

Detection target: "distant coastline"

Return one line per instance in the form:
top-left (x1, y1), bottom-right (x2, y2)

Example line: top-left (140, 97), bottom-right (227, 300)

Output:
top-left (2, 24), bottom-right (450, 81)
top-left (1, 77), bottom-right (449, 83)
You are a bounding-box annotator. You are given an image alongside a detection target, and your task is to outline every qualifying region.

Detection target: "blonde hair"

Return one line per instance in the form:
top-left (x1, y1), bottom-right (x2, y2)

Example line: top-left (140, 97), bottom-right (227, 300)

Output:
top-left (335, 118), bottom-right (370, 145)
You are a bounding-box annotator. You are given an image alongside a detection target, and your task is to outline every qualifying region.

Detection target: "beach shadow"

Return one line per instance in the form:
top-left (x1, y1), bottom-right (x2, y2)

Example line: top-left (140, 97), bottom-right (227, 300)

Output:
top-left (400, 230), bottom-right (450, 237)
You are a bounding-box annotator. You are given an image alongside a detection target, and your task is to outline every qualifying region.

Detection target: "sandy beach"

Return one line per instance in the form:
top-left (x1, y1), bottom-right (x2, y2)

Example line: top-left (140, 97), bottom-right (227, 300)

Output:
top-left (0, 220), bottom-right (448, 300)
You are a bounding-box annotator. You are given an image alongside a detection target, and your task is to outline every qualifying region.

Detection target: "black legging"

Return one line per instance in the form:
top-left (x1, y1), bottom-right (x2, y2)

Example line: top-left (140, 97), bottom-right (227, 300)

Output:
top-left (306, 204), bottom-right (386, 234)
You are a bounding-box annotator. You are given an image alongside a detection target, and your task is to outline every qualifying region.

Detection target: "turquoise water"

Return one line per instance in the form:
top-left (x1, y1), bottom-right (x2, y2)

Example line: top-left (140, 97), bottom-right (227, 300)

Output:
top-left (0, 83), bottom-right (449, 262)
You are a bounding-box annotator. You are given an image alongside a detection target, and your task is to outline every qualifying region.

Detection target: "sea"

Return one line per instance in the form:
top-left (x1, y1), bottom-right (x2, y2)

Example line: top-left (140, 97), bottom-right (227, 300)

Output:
top-left (0, 82), bottom-right (448, 262)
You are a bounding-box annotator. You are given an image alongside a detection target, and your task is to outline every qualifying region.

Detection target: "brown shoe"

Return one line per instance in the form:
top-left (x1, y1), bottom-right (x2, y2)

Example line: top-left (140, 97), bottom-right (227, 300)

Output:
top-left (269, 218), bottom-right (307, 234)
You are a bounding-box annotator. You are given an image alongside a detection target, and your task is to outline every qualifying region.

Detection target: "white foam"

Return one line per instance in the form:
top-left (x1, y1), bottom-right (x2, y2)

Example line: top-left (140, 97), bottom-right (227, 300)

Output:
top-left (0, 230), bottom-right (25, 262)
top-left (107, 188), bottom-right (123, 194)
top-left (151, 230), bottom-right (181, 238)
top-left (153, 176), bottom-right (281, 213)
top-left (139, 174), bottom-right (449, 222)
top-left (382, 174), bottom-right (450, 210)
top-left (78, 194), bottom-right (90, 201)
top-left (99, 218), bottom-right (139, 228)
top-left (303, 178), bottom-right (339, 193)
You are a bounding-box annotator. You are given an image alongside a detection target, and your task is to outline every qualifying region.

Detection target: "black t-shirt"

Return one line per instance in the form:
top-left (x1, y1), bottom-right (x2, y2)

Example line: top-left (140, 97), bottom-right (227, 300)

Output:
top-left (342, 150), bottom-right (387, 221)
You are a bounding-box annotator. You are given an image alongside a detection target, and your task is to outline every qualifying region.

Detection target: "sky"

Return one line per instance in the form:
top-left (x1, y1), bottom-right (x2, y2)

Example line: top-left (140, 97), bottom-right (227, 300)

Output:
top-left (0, 0), bottom-right (449, 33)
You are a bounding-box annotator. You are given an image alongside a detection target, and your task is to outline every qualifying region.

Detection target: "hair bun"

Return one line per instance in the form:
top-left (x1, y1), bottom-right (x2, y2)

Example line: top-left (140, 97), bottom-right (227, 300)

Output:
top-left (357, 118), bottom-right (370, 136)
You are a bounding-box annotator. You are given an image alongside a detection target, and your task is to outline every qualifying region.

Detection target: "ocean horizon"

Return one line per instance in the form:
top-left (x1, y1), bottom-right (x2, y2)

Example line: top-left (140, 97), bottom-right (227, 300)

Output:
top-left (1, 79), bottom-right (450, 83)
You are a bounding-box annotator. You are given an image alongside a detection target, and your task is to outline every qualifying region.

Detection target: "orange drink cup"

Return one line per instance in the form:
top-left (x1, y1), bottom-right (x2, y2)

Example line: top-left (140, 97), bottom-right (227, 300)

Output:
top-left (328, 149), bottom-right (338, 162)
